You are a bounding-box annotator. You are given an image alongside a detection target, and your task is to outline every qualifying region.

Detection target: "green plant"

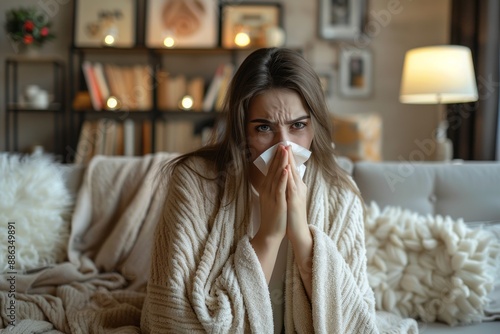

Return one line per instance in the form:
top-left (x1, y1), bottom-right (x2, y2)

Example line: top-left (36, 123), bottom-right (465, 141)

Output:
top-left (5, 7), bottom-right (55, 47)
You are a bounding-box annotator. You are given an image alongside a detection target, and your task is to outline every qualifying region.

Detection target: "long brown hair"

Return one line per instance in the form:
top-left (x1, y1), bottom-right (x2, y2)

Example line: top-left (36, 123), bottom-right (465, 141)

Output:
top-left (165, 47), bottom-right (359, 201)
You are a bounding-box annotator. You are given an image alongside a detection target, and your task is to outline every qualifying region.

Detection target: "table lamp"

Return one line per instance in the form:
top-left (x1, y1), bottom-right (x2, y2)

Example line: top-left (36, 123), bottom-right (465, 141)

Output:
top-left (399, 45), bottom-right (478, 161)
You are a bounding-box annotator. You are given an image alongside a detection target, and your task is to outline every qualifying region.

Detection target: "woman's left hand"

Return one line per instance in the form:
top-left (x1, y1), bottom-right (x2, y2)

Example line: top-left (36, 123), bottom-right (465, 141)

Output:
top-left (285, 145), bottom-right (313, 301)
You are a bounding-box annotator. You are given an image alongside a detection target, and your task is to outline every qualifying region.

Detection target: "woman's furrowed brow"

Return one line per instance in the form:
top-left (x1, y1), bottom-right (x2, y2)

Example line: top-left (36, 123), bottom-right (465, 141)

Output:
top-left (249, 116), bottom-right (310, 124)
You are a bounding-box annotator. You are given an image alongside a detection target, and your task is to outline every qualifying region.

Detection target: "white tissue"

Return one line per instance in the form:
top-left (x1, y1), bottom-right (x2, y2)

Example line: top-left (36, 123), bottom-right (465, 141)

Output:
top-left (253, 141), bottom-right (312, 179)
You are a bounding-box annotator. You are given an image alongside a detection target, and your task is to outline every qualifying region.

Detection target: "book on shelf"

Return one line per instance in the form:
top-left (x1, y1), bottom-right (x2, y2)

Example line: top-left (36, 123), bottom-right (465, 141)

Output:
top-left (122, 67), bottom-right (137, 110)
top-left (134, 65), bottom-right (153, 111)
top-left (142, 120), bottom-right (152, 155)
top-left (74, 120), bottom-right (96, 164)
top-left (104, 64), bottom-right (124, 107)
top-left (162, 120), bottom-right (201, 154)
top-left (82, 61), bottom-right (103, 111)
top-left (94, 119), bottom-right (108, 156)
top-left (155, 120), bottom-right (165, 152)
top-left (187, 76), bottom-right (205, 112)
top-left (202, 64), bottom-right (225, 112)
top-left (103, 119), bottom-right (117, 156)
top-left (134, 120), bottom-right (142, 156)
top-left (169, 75), bottom-right (187, 110)
top-left (115, 121), bottom-right (124, 156)
top-left (123, 119), bottom-right (135, 156)
top-left (93, 62), bottom-right (110, 106)
top-left (164, 120), bottom-right (176, 153)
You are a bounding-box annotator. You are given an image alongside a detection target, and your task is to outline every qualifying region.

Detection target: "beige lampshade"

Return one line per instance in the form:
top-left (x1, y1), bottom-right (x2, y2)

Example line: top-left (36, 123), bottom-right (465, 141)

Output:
top-left (399, 45), bottom-right (478, 104)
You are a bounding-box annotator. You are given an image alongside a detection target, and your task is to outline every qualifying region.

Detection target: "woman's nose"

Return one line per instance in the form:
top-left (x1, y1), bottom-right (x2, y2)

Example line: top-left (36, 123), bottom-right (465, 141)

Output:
top-left (275, 130), bottom-right (289, 144)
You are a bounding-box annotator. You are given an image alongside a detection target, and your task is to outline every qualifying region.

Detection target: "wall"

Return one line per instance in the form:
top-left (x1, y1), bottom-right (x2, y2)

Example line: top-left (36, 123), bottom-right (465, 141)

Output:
top-left (284, 0), bottom-right (450, 161)
top-left (0, 0), bottom-right (450, 161)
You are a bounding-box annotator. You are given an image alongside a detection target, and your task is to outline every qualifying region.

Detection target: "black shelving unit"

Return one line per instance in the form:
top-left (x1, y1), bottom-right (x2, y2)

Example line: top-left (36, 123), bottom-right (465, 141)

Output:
top-left (4, 57), bottom-right (65, 156)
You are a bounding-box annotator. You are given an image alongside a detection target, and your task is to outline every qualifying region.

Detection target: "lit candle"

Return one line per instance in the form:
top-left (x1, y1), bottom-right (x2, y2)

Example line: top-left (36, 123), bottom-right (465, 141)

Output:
top-left (180, 95), bottom-right (194, 110)
top-left (104, 34), bottom-right (115, 46)
top-left (234, 32), bottom-right (250, 47)
top-left (106, 96), bottom-right (120, 110)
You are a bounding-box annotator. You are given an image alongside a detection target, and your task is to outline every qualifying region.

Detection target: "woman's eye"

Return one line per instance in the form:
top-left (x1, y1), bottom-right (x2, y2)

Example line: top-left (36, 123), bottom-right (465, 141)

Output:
top-left (256, 124), bottom-right (271, 132)
top-left (292, 122), bottom-right (306, 129)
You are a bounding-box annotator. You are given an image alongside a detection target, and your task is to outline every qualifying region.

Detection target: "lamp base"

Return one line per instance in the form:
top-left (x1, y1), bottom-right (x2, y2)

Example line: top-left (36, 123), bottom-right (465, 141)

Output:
top-left (435, 138), bottom-right (453, 161)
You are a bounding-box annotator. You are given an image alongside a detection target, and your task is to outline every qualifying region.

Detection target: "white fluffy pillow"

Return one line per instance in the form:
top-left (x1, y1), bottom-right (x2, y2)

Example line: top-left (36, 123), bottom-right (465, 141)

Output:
top-left (0, 153), bottom-right (72, 273)
top-left (364, 202), bottom-right (500, 326)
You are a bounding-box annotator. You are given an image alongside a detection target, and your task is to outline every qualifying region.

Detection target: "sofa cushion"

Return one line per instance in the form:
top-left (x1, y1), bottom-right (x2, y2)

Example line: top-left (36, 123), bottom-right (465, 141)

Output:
top-left (365, 202), bottom-right (500, 326)
top-left (0, 153), bottom-right (73, 273)
top-left (467, 220), bottom-right (500, 320)
top-left (353, 162), bottom-right (500, 222)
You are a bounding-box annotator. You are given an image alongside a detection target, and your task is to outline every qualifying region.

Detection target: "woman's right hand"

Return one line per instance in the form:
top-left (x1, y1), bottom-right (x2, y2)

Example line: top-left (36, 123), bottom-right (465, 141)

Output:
top-left (250, 144), bottom-right (288, 282)
top-left (255, 144), bottom-right (289, 241)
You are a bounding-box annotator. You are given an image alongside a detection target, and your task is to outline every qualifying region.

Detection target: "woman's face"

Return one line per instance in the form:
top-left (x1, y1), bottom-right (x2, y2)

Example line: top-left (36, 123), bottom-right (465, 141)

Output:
top-left (246, 88), bottom-right (314, 163)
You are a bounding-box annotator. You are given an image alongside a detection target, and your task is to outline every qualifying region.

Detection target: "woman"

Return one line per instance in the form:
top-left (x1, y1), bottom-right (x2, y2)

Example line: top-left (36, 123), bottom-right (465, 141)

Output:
top-left (141, 48), bottom-right (417, 333)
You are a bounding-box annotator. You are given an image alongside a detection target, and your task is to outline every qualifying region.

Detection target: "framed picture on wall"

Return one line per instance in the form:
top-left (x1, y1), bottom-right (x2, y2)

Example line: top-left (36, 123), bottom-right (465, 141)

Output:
top-left (145, 0), bottom-right (219, 48)
top-left (73, 0), bottom-right (137, 47)
top-left (339, 48), bottom-right (372, 98)
top-left (318, 0), bottom-right (366, 40)
top-left (221, 3), bottom-right (283, 49)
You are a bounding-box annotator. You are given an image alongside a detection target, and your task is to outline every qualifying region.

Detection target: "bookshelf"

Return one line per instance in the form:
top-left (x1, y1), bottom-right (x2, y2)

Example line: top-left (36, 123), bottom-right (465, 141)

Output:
top-left (68, 46), bottom-right (246, 164)
top-left (4, 57), bottom-right (65, 157)
top-left (66, 0), bottom-right (287, 163)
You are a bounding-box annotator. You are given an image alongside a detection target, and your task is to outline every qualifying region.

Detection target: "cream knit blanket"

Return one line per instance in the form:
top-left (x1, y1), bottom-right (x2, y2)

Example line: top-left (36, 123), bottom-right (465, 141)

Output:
top-left (0, 153), bottom-right (418, 333)
top-left (141, 157), bottom-right (418, 333)
top-left (0, 153), bottom-right (176, 333)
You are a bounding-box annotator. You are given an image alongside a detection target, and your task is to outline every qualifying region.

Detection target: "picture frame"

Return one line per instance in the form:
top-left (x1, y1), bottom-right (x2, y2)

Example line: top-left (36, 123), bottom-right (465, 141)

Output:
top-left (318, 0), bottom-right (366, 40)
top-left (339, 48), bottom-right (372, 98)
top-left (221, 3), bottom-right (283, 49)
top-left (145, 0), bottom-right (219, 48)
top-left (73, 0), bottom-right (137, 47)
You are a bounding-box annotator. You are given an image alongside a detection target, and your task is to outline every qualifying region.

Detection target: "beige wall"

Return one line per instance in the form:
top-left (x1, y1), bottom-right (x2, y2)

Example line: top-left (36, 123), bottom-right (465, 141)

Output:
top-left (0, 0), bottom-right (450, 161)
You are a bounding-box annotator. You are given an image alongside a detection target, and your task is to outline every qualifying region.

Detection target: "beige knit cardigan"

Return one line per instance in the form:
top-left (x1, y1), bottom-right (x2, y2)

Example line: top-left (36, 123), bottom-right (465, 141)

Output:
top-left (141, 157), bottom-right (418, 333)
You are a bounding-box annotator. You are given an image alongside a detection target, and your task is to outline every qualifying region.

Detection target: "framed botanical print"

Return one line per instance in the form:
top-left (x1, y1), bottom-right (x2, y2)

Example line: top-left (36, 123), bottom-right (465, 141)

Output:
top-left (145, 0), bottom-right (219, 48)
top-left (73, 0), bottom-right (137, 47)
top-left (318, 0), bottom-right (366, 40)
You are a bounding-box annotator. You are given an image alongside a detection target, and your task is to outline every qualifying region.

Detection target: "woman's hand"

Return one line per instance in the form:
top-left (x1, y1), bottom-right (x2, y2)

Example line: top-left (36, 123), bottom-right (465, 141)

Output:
top-left (285, 145), bottom-right (313, 301)
top-left (251, 144), bottom-right (289, 282)
top-left (257, 144), bottom-right (289, 241)
top-left (284, 145), bottom-right (309, 243)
